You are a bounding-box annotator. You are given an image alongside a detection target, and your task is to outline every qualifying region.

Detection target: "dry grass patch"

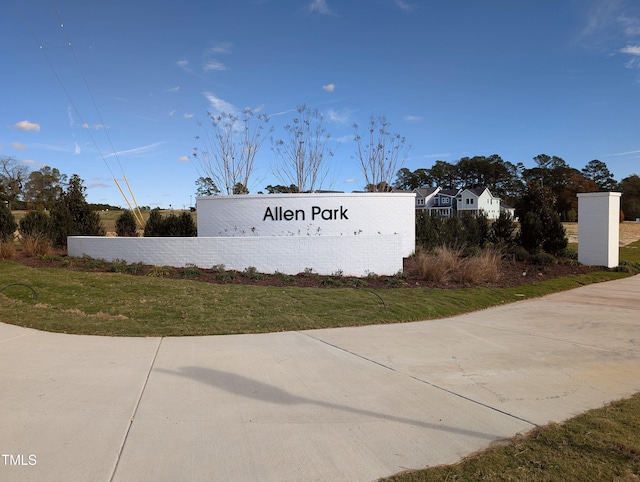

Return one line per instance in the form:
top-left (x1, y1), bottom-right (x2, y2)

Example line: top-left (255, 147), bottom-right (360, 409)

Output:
top-left (454, 249), bottom-right (502, 284)
top-left (0, 241), bottom-right (16, 259)
top-left (20, 235), bottom-right (54, 257)
top-left (406, 247), bottom-right (502, 284)
top-left (406, 247), bottom-right (461, 283)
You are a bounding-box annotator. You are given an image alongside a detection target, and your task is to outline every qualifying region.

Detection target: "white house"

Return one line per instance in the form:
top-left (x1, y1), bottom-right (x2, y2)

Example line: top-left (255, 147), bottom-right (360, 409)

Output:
top-left (412, 187), bottom-right (440, 210)
top-left (456, 187), bottom-right (501, 220)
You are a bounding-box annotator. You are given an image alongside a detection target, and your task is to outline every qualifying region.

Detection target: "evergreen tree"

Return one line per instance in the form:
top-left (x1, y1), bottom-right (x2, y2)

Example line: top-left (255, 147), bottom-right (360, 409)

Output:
top-left (515, 182), bottom-right (567, 255)
top-left (144, 209), bottom-right (163, 236)
top-left (49, 174), bottom-right (105, 247)
top-left (18, 211), bottom-right (51, 239)
top-left (115, 210), bottom-right (138, 237)
top-left (0, 201), bottom-right (17, 242)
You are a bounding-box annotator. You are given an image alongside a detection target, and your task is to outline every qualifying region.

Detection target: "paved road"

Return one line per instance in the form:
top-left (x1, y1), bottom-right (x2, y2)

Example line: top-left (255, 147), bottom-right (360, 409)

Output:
top-left (1, 275), bottom-right (639, 481)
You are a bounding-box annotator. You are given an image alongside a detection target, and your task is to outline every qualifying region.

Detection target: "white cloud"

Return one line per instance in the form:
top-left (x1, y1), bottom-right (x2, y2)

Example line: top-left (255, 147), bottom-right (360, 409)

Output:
top-left (203, 92), bottom-right (240, 116)
top-left (87, 182), bottom-right (110, 190)
top-left (204, 61), bottom-right (226, 72)
top-left (309, 0), bottom-right (334, 15)
top-left (326, 108), bottom-right (349, 124)
top-left (404, 115), bottom-right (423, 123)
top-left (21, 159), bottom-right (45, 168)
top-left (166, 86), bottom-right (180, 93)
top-left (621, 45), bottom-right (640, 68)
top-left (183, 113), bottom-right (194, 119)
top-left (105, 142), bottom-right (164, 158)
top-left (14, 120), bottom-right (40, 132)
top-left (606, 148), bottom-right (640, 156)
top-left (203, 42), bottom-right (232, 73)
top-left (208, 42), bottom-right (233, 55)
top-left (177, 60), bottom-right (191, 72)
top-left (322, 83), bottom-right (335, 92)
top-left (11, 142), bottom-right (28, 150)
top-left (621, 45), bottom-right (640, 55)
top-left (169, 110), bottom-right (176, 117)
top-left (344, 178), bottom-right (356, 183)
top-left (394, 0), bottom-right (414, 11)
top-left (178, 155), bottom-right (190, 162)
top-left (74, 142), bottom-right (81, 155)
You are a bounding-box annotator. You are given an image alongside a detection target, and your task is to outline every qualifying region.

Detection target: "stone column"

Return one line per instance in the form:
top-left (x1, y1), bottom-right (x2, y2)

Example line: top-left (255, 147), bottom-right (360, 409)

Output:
top-left (577, 192), bottom-right (622, 268)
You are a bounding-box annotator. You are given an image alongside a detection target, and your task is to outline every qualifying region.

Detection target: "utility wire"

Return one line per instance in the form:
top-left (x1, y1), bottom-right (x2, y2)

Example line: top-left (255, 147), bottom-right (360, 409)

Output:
top-left (13, 0), bottom-right (145, 226)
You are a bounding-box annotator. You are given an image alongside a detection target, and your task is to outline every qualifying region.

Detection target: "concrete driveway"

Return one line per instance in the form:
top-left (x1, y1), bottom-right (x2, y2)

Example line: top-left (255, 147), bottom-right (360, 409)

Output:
top-left (1, 275), bottom-right (639, 481)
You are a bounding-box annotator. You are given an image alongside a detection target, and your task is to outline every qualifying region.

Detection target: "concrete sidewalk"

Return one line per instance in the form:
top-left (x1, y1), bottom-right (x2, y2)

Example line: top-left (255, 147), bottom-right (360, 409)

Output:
top-left (1, 275), bottom-right (639, 481)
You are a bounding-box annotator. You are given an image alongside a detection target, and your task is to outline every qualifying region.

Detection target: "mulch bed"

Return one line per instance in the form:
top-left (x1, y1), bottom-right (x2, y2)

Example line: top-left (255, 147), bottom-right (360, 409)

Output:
top-left (12, 250), bottom-right (598, 290)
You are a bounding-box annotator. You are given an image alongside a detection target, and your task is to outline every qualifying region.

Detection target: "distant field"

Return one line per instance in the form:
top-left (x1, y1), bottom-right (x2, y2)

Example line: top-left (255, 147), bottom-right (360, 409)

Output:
top-left (564, 221), bottom-right (640, 247)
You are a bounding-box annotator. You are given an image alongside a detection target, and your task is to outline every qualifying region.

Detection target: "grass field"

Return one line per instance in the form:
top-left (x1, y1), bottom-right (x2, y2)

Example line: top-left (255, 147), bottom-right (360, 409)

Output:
top-left (0, 262), bottom-right (626, 336)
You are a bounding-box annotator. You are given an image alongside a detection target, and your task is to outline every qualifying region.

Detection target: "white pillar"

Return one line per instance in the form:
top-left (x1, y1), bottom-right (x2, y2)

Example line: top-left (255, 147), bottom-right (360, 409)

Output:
top-left (577, 192), bottom-right (621, 268)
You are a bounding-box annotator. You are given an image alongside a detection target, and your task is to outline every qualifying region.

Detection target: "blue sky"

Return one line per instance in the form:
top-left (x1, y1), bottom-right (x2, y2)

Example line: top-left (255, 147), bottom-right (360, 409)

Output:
top-left (2, 0), bottom-right (640, 208)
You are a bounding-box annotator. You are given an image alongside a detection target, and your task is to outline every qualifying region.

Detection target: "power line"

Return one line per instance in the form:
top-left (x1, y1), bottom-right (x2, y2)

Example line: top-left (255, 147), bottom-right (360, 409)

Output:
top-left (13, 0), bottom-right (145, 226)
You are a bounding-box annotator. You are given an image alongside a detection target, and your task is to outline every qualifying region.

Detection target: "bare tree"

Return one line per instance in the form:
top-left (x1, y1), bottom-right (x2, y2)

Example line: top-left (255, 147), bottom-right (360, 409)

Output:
top-left (353, 116), bottom-right (410, 192)
top-left (193, 109), bottom-right (270, 195)
top-left (0, 156), bottom-right (29, 210)
top-left (271, 105), bottom-right (335, 192)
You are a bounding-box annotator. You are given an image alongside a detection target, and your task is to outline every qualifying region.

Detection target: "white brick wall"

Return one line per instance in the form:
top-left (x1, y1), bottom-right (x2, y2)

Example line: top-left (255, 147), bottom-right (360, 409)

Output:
top-left (68, 235), bottom-right (404, 276)
top-left (196, 192), bottom-right (416, 257)
top-left (68, 193), bottom-right (414, 276)
top-left (577, 192), bottom-right (621, 268)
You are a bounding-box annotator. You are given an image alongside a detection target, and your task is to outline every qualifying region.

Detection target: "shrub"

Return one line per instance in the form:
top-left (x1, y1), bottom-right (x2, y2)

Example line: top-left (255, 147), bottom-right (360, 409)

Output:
top-left (0, 202), bottom-right (17, 242)
top-left (115, 210), bottom-right (138, 237)
top-left (242, 266), bottom-right (264, 280)
top-left (144, 209), bottom-right (163, 236)
top-left (320, 276), bottom-right (340, 286)
top-left (49, 175), bottom-right (106, 247)
top-left (515, 182), bottom-right (567, 255)
top-left (19, 211), bottom-right (51, 239)
top-left (460, 212), bottom-right (489, 249)
top-left (180, 264), bottom-right (201, 278)
top-left (415, 210), bottom-right (441, 250)
top-left (439, 216), bottom-right (465, 249)
top-left (530, 252), bottom-right (557, 266)
top-left (490, 211), bottom-right (516, 246)
top-left (143, 210), bottom-right (196, 237)
top-left (146, 266), bottom-right (173, 277)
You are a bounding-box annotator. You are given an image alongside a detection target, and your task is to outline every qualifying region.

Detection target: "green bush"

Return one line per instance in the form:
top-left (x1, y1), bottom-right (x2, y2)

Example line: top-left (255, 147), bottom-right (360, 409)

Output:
top-left (143, 210), bottom-right (196, 237)
top-left (115, 210), bottom-right (138, 237)
top-left (0, 202), bottom-right (17, 242)
top-left (49, 175), bottom-right (105, 247)
top-left (530, 252), bottom-right (557, 265)
top-left (415, 210), bottom-right (490, 251)
top-left (144, 209), bottom-right (163, 236)
top-left (490, 211), bottom-right (516, 246)
top-left (19, 211), bottom-right (51, 239)
top-left (516, 183), bottom-right (567, 255)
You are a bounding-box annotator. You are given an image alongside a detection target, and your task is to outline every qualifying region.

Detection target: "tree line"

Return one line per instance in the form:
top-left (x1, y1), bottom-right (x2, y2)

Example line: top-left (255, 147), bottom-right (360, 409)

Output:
top-left (394, 155), bottom-right (640, 221)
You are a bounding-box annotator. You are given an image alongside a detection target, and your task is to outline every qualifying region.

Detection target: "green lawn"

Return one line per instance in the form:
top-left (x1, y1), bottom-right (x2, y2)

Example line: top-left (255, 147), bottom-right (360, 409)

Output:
top-left (0, 261), bottom-right (629, 337)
